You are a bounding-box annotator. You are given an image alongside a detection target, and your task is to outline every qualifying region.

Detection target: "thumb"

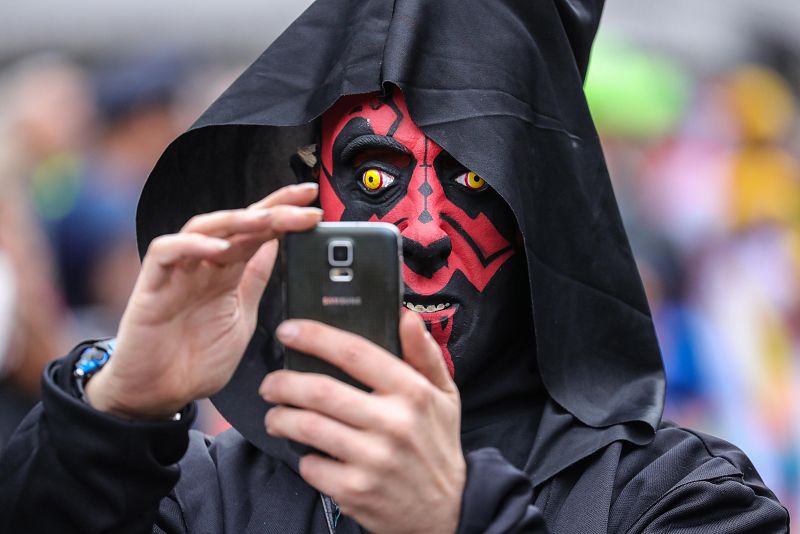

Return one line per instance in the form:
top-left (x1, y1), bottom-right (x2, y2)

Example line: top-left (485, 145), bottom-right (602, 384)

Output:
top-left (239, 240), bottom-right (279, 321)
top-left (399, 309), bottom-right (455, 393)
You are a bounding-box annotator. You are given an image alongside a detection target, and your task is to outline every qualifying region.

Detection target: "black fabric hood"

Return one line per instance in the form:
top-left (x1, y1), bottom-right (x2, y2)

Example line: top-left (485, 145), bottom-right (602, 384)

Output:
top-left (137, 0), bottom-right (665, 484)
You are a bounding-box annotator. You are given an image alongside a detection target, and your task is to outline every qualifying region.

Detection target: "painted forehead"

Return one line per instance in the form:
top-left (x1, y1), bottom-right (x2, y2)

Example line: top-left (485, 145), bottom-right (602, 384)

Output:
top-left (321, 91), bottom-right (435, 158)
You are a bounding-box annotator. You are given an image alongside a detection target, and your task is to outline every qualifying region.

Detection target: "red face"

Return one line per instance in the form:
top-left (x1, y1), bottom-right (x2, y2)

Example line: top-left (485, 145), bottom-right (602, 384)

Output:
top-left (320, 90), bottom-right (527, 380)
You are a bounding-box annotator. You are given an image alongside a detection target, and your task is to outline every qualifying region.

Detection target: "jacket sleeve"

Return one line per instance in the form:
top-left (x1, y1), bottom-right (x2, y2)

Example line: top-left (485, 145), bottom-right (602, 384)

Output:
top-left (614, 425), bottom-right (790, 534)
top-left (637, 477), bottom-right (789, 533)
top-left (456, 448), bottom-right (549, 534)
top-left (0, 345), bottom-right (196, 534)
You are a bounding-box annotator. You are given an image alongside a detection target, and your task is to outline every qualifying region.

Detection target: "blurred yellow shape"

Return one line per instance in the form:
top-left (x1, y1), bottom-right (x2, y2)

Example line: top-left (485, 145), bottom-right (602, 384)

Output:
top-left (726, 66), bottom-right (796, 143)
top-left (729, 146), bottom-right (800, 230)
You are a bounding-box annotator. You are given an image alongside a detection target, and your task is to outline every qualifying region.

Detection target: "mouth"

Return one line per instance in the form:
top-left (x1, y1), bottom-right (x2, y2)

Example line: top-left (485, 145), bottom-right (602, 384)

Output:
top-left (403, 295), bottom-right (458, 378)
top-left (402, 300), bottom-right (453, 313)
top-left (402, 295), bottom-right (459, 322)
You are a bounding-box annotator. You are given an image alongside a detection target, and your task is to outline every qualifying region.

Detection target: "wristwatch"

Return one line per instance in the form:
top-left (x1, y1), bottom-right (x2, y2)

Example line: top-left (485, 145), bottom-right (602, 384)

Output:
top-left (73, 338), bottom-right (116, 401)
top-left (72, 338), bottom-right (182, 421)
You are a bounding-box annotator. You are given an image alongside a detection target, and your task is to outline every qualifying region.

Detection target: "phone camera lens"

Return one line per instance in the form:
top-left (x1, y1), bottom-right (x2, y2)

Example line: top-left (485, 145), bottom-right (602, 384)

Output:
top-left (328, 240), bottom-right (353, 266)
top-left (333, 246), bottom-right (348, 262)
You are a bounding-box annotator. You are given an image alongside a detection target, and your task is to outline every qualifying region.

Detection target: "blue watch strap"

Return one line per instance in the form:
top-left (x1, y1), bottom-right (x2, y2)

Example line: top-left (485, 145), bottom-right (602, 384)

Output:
top-left (73, 338), bottom-right (116, 399)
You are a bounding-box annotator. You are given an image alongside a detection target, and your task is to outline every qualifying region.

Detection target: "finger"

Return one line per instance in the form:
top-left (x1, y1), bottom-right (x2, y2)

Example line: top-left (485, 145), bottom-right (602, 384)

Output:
top-left (181, 196), bottom-right (322, 240)
top-left (243, 205), bottom-right (322, 237)
top-left (181, 207), bottom-right (274, 237)
top-left (249, 182), bottom-right (319, 210)
top-left (191, 205), bottom-right (322, 266)
top-left (139, 233), bottom-right (231, 290)
top-left (275, 320), bottom-right (420, 394)
top-left (239, 240), bottom-right (278, 321)
top-left (259, 370), bottom-right (383, 429)
top-left (181, 204), bottom-right (295, 238)
top-left (399, 309), bottom-right (455, 392)
top-left (297, 454), bottom-right (367, 512)
top-left (265, 406), bottom-right (373, 462)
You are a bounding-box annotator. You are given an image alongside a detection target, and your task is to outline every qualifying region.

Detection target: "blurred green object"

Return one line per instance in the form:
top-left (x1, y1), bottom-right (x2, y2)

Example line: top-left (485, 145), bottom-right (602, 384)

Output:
top-left (584, 39), bottom-right (690, 139)
top-left (31, 152), bottom-right (83, 221)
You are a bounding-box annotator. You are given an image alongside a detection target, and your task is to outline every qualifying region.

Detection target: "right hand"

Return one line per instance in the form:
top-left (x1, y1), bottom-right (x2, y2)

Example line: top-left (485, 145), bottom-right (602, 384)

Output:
top-left (85, 183), bottom-right (322, 420)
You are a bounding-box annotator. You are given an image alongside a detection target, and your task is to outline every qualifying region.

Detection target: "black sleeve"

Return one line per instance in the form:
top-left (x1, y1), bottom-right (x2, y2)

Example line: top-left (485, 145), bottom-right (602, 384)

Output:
top-left (613, 425), bottom-right (790, 534)
top-left (153, 494), bottom-right (190, 534)
top-left (456, 448), bottom-right (549, 534)
top-left (637, 477), bottom-right (789, 533)
top-left (0, 346), bottom-right (196, 534)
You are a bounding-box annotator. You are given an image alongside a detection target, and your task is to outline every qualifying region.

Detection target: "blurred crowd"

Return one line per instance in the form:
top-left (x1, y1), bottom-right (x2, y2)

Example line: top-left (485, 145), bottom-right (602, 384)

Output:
top-left (586, 38), bottom-right (800, 521)
top-left (0, 54), bottom-right (237, 444)
top-left (0, 33), bottom-right (798, 523)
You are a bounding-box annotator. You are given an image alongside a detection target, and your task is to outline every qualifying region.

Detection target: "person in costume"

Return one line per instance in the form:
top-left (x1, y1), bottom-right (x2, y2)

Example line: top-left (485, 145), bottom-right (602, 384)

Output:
top-left (0, 0), bottom-right (790, 532)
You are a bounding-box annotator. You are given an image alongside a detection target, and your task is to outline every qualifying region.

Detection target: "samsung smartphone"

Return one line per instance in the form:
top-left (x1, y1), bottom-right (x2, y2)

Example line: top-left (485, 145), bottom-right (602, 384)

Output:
top-left (280, 222), bottom-right (403, 453)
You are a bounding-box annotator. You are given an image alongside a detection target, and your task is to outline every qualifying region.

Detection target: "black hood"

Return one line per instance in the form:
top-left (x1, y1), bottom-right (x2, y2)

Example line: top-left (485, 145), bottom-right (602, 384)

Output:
top-left (137, 0), bottom-right (665, 484)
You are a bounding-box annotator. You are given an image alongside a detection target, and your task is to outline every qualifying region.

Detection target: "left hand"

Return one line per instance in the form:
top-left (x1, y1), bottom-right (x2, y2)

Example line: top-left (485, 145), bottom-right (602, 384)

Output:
top-left (260, 310), bottom-right (466, 534)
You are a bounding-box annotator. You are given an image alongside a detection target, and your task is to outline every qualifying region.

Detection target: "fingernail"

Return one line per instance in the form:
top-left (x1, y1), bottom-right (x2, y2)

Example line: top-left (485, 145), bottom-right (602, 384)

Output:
top-left (246, 208), bottom-right (272, 220)
top-left (276, 321), bottom-right (299, 341)
top-left (297, 208), bottom-right (324, 219)
top-left (208, 238), bottom-right (231, 250)
top-left (264, 408), bottom-right (274, 428)
top-left (297, 182), bottom-right (319, 191)
top-left (259, 374), bottom-right (273, 396)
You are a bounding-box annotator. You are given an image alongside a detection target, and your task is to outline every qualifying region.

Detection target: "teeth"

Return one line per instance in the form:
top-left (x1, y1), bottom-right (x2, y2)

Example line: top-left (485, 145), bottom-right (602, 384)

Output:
top-left (402, 301), bottom-right (452, 312)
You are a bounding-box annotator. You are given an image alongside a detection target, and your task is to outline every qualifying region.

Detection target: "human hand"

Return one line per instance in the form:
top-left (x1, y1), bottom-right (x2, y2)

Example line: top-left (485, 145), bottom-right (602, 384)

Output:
top-left (261, 310), bottom-right (466, 534)
top-left (86, 183), bottom-right (322, 420)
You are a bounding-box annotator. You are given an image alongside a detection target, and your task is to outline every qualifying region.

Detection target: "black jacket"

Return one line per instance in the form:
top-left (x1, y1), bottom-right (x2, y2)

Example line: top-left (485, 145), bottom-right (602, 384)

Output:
top-left (0, 346), bottom-right (788, 533)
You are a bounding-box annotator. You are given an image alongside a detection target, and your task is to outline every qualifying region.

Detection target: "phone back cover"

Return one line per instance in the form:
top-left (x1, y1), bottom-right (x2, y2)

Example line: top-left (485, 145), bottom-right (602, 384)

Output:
top-left (281, 223), bottom-right (402, 391)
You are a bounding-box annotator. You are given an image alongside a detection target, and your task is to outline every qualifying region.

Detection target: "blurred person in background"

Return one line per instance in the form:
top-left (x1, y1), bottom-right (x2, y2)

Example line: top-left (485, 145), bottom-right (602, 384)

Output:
top-left (587, 42), bottom-right (800, 521)
top-left (0, 56), bottom-right (83, 450)
top-left (44, 56), bottom-right (185, 341)
top-left (688, 65), bottom-right (800, 517)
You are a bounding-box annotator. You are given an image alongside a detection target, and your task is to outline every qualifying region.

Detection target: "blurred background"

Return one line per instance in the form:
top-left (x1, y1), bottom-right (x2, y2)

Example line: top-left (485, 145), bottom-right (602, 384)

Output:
top-left (0, 0), bottom-right (798, 524)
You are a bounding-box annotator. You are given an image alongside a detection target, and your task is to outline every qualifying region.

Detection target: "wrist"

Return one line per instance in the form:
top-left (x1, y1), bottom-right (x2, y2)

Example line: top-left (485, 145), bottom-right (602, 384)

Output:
top-left (84, 361), bottom-right (185, 421)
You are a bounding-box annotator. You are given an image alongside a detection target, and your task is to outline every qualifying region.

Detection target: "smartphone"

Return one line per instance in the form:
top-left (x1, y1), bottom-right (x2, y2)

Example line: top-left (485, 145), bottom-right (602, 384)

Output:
top-left (280, 222), bottom-right (403, 454)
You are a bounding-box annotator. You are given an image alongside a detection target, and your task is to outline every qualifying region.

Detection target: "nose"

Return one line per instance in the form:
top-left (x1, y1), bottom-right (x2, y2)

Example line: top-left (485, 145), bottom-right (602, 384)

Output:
top-left (403, 234), bottom-right (452, 278)
top-left (395, 137), bottom-right (453, 279)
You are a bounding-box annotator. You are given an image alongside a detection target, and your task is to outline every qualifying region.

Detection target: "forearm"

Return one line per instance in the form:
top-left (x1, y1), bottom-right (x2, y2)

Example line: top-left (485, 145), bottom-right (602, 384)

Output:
top-left (0, 345), bottom-right (195, 533)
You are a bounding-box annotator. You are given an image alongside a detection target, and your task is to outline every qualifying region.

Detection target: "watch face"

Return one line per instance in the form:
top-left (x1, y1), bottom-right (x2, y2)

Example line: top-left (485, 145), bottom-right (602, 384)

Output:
top-left (74, 339), bottom-right (115, 388)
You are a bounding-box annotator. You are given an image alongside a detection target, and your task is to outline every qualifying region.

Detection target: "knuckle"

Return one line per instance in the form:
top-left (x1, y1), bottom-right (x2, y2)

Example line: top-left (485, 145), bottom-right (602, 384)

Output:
top-left (386, 406), bottom-right (415, 444)
top-left (343, 471), bottom-right (375, 502)
top-left (266, 206), bottom-right (292, 230)
top-left (182, 214), bottom-right (204, 230)
top-left (147, 235), bottom-right (171, 254)
top-left (407, 381), bottom-right (435, 409)
top-left (307, 377), bottom-right (333, 405)
top-left (296, 414), bottom-right (318, 441)
top-left (338, 342), bottom-right (363, 368)
top-left (367, 444), bottom-right (398, 472)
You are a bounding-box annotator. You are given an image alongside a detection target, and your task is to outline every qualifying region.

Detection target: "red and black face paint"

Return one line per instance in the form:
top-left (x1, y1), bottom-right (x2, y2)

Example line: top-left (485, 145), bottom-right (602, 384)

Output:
top-left (320, 90), bottom-right (531, 384)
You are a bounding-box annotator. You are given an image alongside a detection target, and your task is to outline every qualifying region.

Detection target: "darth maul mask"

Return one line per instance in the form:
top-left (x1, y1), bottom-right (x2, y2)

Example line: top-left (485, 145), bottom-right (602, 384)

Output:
top-left (319, 89), bottom-right (535, 394)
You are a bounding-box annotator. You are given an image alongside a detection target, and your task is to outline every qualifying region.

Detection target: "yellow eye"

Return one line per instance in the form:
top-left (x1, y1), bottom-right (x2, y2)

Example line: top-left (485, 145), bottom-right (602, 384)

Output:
top-left (361, 169), bottom-right (395, 191)
top-left (454, 171), bottom-right (488, 191)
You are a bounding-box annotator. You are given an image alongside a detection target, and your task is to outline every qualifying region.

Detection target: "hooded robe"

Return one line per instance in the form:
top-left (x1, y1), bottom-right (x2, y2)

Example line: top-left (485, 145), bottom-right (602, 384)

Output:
top-left (0, 0), bottom-right (789, 532)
